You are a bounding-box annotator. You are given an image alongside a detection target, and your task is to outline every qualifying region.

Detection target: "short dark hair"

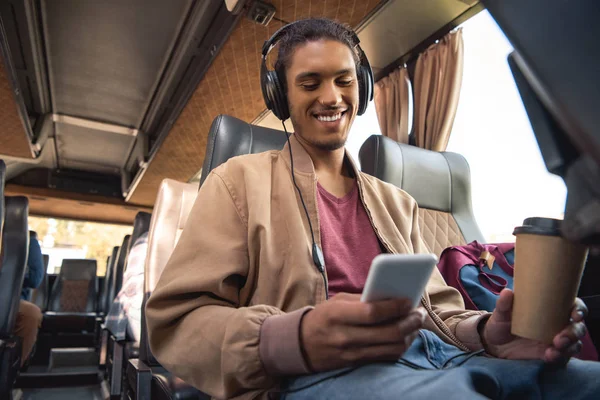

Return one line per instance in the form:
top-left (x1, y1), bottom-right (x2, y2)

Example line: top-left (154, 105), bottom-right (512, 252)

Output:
top-left (274, 18), bottom-right (360, 85)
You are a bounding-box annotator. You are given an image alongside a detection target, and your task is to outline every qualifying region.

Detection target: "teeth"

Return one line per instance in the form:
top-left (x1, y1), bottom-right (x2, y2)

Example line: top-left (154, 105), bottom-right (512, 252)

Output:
top-left (317, 113), bottom-right (342, 122)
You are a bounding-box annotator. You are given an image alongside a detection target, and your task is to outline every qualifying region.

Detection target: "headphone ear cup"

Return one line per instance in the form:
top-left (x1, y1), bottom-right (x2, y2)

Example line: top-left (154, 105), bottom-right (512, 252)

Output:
top-left (268, 71), bottom-right (289, 121)
top-left (357, 65), bottom-right (372, 116)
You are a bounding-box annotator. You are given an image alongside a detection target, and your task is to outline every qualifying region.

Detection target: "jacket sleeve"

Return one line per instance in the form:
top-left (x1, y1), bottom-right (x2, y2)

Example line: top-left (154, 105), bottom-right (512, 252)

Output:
top-left (145, 171), bottom-right (284, 399)
top-left (24, 238), bottom-right (45, 289)
top-left (409, 200), bottom-right (490, 351)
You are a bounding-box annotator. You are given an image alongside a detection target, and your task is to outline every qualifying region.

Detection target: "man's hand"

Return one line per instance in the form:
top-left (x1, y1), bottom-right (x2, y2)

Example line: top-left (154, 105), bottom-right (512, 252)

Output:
top-left (482, 289), bottom-right (587, 364)
top-left (300, 293), bottom-right (426, 372)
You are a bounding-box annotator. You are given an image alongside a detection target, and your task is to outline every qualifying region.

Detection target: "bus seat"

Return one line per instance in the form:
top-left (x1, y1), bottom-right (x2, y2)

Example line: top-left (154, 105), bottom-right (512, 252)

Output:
top-left (127, 212), bottom-right (152, 260)
top-left (127, 179), bottom-right (205, 400)
top-left (0, 196), bottom-right (30, 398)
top-left (31, 255), bottom-right (50, 312)
top-left (111, 236), bottom-right (131, 304)
top-left (105, 212), bottom-right (151, 399)
top-left (47, 259), bottom-right (98, 313)
top-left (0, 160), bottom-right (4, 245)
top-left (199, 114), bottom-right (288, 187)
top-left (102, 247), bottom-right (120, 315)
top-left (359, 135), bottom-right (485, 256)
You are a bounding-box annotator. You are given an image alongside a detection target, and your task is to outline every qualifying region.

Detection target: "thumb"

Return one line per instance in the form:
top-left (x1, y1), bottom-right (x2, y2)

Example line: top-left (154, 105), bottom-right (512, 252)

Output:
top-left (492, 289), bottom-right (514, 323)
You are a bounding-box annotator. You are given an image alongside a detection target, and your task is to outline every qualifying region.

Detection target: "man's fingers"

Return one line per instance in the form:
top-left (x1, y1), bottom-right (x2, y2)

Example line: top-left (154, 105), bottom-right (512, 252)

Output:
top-left (571, 298), bottom-right (588, 322)
top-left (332, 310), bottom-right (424, 348)
top-left (491, 289), bottom-right (514, 323)
top-left (334, 297), bottom-right (414, 325)
top-left (553, 322), bottom-right (586, 349)
top-left (545, 341), bottom-right (582, 364)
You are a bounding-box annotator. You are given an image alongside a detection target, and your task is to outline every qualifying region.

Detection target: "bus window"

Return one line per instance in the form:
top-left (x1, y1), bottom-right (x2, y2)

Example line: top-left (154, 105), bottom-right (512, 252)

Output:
top-left (446, 10), bottom-right (567, 243)
top-left (28, 216), bottom-right (133, 275)
top-left (345, 101), bottom-right (382, 168)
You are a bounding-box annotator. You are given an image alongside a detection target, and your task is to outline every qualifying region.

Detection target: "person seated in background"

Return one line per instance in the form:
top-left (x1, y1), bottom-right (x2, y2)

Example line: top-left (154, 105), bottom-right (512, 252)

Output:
top-left (105, 232), bottom-right (148, 344)
top-left (15, 231), bottom-right (44, 366)
top-left (146, 18), bottom-right (599, 400)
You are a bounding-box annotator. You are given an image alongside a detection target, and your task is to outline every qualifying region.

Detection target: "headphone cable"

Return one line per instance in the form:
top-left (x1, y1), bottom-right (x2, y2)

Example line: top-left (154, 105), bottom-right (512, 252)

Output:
top-left (282, 122), bottom-right (328, 299)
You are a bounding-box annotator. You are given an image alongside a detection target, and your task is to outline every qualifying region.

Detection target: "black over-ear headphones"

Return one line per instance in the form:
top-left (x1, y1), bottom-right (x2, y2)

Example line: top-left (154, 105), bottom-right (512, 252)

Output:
top-left (260, 21), bottom-right (374, 121)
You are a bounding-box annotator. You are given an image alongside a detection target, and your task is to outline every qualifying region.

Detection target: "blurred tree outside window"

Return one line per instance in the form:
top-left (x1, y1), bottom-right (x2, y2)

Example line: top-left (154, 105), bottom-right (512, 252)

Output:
top-left (28, 216), bottom-right (133, 276)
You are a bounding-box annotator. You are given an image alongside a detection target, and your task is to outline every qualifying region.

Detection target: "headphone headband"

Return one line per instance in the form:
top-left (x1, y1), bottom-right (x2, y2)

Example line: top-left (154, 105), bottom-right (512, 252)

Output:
top-left (261, 20), bottom-right (361, 60)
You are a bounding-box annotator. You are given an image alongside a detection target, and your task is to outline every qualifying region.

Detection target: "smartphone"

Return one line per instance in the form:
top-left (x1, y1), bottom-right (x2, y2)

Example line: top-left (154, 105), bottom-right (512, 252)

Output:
top-left (361, 253), bottom-right (438, 307)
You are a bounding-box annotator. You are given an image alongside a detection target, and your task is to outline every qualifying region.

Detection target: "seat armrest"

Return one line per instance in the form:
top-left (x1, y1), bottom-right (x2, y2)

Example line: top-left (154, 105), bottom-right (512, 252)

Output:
top-left (126, 358), bottom-right (152, 400)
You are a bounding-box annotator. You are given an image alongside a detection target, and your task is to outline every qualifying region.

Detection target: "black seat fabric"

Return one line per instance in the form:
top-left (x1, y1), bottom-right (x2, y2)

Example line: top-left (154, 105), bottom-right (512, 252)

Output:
top-left (102, 246), bottom-right (120, 314)
top-left (111, 236), bottom-right (131, 302)
top-left (359, 135), bottom-right (485, 256)
top-left (199, 114), bottom-right (288, 187)
top-left (0, 197), bottom-right (29, 334)
top-left (127, 212), bottom-right (151, 257)
top-left (47, 259), bottom-right (98, 313)
top-left (31, 255), bottom-right (50, 311)
top-left (0, 161), bottom-right (4, 246)
top-left (0, 196), bottom-right (29, 397)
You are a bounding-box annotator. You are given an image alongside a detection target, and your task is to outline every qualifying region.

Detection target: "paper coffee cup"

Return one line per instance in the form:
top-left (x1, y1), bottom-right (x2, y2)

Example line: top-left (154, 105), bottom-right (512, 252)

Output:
top-left (511, 217), bottom-right (588, 343)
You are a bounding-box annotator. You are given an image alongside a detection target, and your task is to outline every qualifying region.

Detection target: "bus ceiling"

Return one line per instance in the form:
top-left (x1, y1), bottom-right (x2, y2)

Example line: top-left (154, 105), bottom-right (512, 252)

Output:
top-left (0, 0), bottom-right (482, 223)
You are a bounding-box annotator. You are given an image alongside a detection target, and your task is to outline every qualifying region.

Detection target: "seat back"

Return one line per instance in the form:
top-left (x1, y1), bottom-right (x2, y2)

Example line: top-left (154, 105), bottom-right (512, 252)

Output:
top-left (111, 236), bottom-right (131, 303)
top-left (359, 135), bottom-right (485, 256)
top-left (199, 114), bottom-right (288, 187)
top-left (127, 212), bottom-right (152, 258)
top-left (0, 197), bottom-right (29, 334)
top-left (102, 246), bottom-right (120, 314)
top-left (0, 161), bottom-right (5, 248)
top-left (31, 255), bottom-right (50, 311)
top-left (140, 179), bottom-right (197, 365)
top-left (47, 259), bottom-right (98, 313)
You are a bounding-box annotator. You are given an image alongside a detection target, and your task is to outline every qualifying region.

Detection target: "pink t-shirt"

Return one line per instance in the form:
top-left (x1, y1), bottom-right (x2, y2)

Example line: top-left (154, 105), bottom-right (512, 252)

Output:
top-left (316, 181), bottom-right (382, 297)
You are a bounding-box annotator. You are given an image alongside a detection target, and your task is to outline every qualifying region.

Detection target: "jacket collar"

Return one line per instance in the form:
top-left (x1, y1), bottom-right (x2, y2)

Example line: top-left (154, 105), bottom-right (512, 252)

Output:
top-left (280, 134), bottom-right (362, 180)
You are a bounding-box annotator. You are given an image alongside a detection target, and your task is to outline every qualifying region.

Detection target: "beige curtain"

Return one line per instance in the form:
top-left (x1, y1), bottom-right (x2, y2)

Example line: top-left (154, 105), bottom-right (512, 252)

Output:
top-left (413, 29), bottom-right (464, 151)
top-left (373, 66), bottom-right (410, 144)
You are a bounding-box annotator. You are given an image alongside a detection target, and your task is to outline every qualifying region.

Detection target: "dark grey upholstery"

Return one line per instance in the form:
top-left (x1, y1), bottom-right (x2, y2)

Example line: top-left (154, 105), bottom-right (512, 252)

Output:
top-left (0, 197), bottom-right (29, 334)
top-left (359, 135), bottom-right (485, 246)
top-left (111, 236), bottom-right (131, 303)
top-left (47, 259), bottom-right (98, 313)
top-left (0, 196), bottom-right (29, 397)
top-left (127, 212), bottom-right (152, 257)
top-left (0, 161), bottom-right (4, 247)
top-left (31, 254), bottom-right (50, 311)
top-left (199, 114), bottom-right (288, 187)
top-left (102, 246), bottom-right (120, 314)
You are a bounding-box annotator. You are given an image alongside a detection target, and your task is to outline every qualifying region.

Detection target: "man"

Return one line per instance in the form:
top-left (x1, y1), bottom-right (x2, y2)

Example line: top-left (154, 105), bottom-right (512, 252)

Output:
top-left (146, 18), bottom-right (599, 400)
top-left (15, 231), bottom-right (44, 366)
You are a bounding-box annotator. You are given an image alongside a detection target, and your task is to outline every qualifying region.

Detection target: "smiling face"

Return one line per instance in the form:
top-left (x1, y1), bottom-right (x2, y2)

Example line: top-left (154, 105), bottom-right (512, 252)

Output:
top-left (285, 39), bottom-right (359, 151)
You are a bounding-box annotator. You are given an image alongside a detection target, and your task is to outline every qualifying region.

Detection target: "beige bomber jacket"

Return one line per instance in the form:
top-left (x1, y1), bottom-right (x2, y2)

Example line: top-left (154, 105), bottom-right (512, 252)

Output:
top-left (146, 135), bottom-right (488, 400)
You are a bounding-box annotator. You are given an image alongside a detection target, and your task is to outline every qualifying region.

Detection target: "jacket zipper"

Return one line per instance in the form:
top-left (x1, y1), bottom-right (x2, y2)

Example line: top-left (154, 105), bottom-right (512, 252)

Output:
top-left (355, 179), bottom-right (471, 352)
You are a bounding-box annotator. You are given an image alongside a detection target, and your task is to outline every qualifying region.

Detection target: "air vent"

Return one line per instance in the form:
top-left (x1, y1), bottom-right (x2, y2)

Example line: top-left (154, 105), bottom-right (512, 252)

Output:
top-left (246, 0), bottom-right (275, 26)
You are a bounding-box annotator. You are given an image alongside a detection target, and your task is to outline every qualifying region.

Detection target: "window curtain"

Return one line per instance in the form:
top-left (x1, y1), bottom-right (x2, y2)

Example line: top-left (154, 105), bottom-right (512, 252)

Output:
top-left (413, 29), bottom-right (464, 151)
top-left (373, 66), bottom-right (410, 144)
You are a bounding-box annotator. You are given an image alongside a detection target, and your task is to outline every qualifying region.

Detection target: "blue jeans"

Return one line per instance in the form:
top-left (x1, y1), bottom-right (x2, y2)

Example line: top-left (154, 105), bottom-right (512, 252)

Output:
top-left (279, 330), bottom-right (600, 400)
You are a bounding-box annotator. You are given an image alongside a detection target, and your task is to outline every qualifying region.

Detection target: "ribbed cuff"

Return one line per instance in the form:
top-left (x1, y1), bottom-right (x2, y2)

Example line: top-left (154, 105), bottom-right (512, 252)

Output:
top-left (259, 306), bottom-right (314, 376)
top-left (455, 312), bottom-right (492, 351)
